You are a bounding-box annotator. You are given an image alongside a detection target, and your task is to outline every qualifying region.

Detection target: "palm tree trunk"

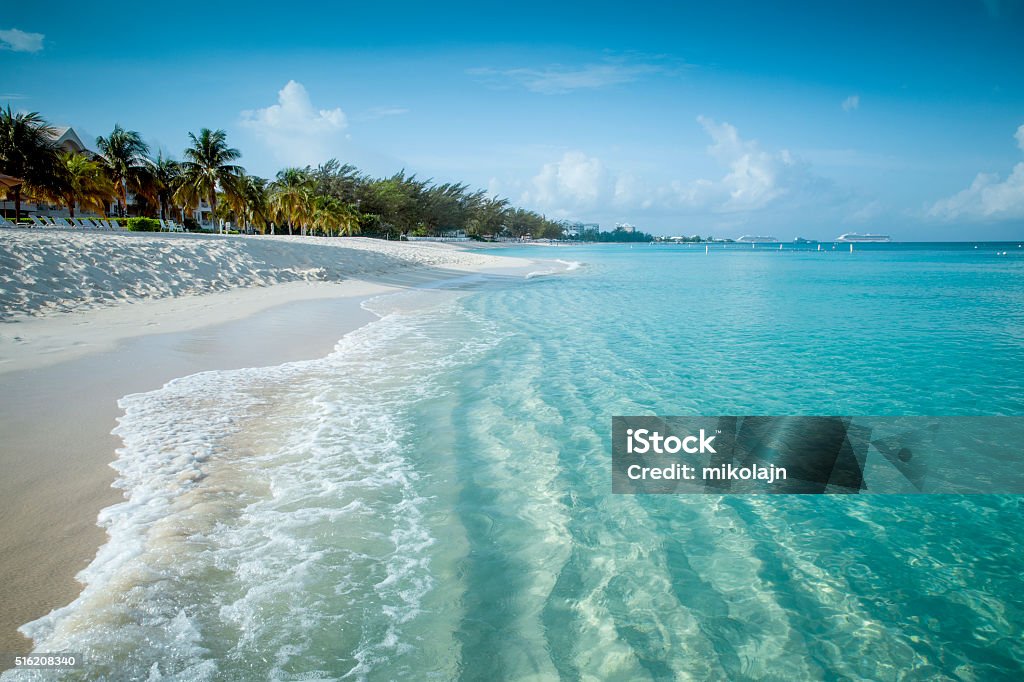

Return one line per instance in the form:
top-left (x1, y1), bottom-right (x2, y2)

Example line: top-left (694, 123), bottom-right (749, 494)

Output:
top-left (13, 186), bottom-right (21, 223)
top-left (210, 192), bottom-right (217, 233)
top-left (287, 220), bottom-right (293, 236)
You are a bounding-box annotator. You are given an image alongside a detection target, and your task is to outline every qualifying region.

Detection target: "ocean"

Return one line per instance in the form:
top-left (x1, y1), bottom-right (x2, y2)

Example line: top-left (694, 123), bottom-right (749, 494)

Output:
top-left (10, 242), bottom-right (1024, 680)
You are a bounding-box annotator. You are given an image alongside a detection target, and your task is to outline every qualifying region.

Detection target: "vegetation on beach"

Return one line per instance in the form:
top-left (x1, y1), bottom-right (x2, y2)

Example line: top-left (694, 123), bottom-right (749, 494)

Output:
top-left (579, 225), bottom-right (658, 242)
top-left (0, 108), bottom-right (63, 221)
top-left (125, 217), bottom-right (161, 232)
top-left (0, 107), bottom-right (591, 240)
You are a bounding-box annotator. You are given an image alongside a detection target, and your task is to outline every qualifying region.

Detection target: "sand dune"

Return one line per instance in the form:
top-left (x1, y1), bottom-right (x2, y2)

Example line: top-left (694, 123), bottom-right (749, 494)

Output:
top-left (0, 231), bottom-right (522, 320)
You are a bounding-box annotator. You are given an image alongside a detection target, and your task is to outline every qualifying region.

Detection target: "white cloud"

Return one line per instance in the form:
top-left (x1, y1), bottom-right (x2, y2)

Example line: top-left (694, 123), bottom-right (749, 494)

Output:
top-left (842, 94), bottom-right (860, 111)
top-left (929, 123), bottom-right (1024, 220)
top-left (518, 118), bottom-right (831, 221)
top-left (468, 61), bottom-right (666, 94)
top-left (0, 28), bottom-right (44, 53)
top-left (366, 106), bottom-right (409, 118)
top-left (240, 80), bottom-right (347, 166)
top-left (845, 200), bottom-right (886, 224)
top-left (674, 116), bottom-right (809, 212)
top-left (522, 151), bottom-right (616, 212)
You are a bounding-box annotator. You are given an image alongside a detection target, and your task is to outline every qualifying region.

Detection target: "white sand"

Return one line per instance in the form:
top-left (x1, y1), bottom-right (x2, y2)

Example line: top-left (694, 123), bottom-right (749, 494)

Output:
top-left (0, 230), bottom-right (521, 319)
top-left (0, 230), bottom-right (534, 373)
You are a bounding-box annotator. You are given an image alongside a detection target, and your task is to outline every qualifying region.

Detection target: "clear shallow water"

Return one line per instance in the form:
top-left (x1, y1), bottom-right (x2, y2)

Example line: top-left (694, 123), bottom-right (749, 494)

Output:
top-left (9, 243), bottom-right (1024, 680)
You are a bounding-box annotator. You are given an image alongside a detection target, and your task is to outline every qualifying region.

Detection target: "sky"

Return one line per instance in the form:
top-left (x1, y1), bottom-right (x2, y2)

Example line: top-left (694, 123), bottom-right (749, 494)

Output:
top-left (2, 0), bottom-right (1023, 239)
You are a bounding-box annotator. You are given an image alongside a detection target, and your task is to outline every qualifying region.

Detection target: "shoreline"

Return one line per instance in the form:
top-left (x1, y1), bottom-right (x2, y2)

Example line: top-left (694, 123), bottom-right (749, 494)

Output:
top-left (0, 282), bottom-right (394, 656)
top-left (0, 234), bottom-right (544, 658)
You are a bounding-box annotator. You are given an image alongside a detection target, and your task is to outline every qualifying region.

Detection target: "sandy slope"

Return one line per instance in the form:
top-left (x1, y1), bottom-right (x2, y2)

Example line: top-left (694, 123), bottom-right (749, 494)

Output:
top-left (0, 230), bottom-right (521, 319)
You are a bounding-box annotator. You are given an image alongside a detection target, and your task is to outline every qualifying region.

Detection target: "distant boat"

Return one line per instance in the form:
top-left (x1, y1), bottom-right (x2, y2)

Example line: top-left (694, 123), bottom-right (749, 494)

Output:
top-left (793, 237), bottom-right (818, 244)
top-left (836, 232), bottom-right (891, 243)
top-left (736, 235), bottom-right (779, 243)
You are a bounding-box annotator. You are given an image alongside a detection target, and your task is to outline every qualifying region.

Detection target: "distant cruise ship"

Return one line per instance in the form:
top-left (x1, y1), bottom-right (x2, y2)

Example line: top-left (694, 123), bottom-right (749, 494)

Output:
top-left (836, 232), bottom-right (892, 243)
top-left (736, 235), bottom-right (780, 243)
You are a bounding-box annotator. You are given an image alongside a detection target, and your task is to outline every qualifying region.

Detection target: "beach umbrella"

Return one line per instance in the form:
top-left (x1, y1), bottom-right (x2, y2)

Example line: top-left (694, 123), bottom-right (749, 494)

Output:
top-left (0, 174), bottom-right (24, 217)
top-left (0, 173), bottom-right (24, 190)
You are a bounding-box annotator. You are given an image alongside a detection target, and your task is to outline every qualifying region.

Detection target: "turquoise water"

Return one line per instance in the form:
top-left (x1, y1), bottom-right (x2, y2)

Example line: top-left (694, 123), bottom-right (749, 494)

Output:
top-left (9, 243), bottom-right (1024, 680)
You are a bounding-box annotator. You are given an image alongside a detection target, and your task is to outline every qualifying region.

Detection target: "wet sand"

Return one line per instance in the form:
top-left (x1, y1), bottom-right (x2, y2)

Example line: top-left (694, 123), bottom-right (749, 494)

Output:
top-left (0, 282), bottom-right (397, 655)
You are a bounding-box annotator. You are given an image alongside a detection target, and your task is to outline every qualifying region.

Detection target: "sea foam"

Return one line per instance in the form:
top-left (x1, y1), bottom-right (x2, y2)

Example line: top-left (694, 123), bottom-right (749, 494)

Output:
top-left (9, 289), bottom-right (500, 681)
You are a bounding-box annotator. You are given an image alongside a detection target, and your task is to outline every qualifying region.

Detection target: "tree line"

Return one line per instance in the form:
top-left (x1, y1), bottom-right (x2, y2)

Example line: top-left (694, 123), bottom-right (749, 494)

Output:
top-left (0, 106), bottom-right (568, 239)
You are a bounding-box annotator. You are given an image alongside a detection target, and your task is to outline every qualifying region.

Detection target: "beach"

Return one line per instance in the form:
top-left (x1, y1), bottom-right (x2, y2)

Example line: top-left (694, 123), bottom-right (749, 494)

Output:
top-left (2, 238), bottom-right (1023, 678)
top-left (5, 4), bottom-right (1022, 675)
top-left (0, 230), bottom-right (536, 659)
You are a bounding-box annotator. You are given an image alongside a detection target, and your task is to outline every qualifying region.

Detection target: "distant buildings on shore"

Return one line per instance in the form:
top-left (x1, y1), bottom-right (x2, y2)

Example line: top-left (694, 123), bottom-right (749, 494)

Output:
top-left (558, 220), bottom-right (601, 238)
top-left (558, 220), bottom-right (645, 237)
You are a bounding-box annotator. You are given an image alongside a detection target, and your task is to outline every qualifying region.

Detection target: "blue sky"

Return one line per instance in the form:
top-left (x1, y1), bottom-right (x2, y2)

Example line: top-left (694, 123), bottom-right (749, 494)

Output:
top-left (3, 0), bottom-right (1023, 239)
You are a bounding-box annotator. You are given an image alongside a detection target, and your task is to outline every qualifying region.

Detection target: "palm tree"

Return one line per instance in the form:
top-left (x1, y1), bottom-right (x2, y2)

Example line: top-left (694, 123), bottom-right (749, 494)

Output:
top-left (336, 201), bottom-right (362, 236)
top-left (234, 174), bottom-right (270, 233)
top-left (310, 195), bottom-right (361, 236)
top-left (175, 129), bottom-right (244, 232)
top-left (151, 152), bottom-right (181, 221)
top-left (269, 167), bottom-right (314, 235)
top-left (96, 124), bottom-right (151, 217)
top-left (54, 152), bottom-right (115, 218)
top-left (0, 106), bottom-right (62, 223)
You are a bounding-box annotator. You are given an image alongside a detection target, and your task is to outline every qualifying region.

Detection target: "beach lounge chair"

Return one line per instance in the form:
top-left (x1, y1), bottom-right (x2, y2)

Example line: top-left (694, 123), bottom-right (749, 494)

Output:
top-left (54, 217), bottom-right (72, 227)
top-left (0, 215), bottom-right (14, 227)
top-left (29, 215), bottom-right (46, 227)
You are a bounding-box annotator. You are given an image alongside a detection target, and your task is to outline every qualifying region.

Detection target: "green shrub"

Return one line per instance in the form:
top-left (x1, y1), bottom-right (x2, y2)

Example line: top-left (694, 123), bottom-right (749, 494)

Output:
top-left (126, 217), bottom-right (161, 232)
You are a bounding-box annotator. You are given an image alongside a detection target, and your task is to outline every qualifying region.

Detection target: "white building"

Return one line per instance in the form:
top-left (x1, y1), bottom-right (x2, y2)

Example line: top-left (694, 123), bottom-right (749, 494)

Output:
top-left (47, 127), bottom-right (90, 154)
top-left (558, 220), bottom-right (601, 239)
top-left (1, 126), bottom-right (103, 218)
